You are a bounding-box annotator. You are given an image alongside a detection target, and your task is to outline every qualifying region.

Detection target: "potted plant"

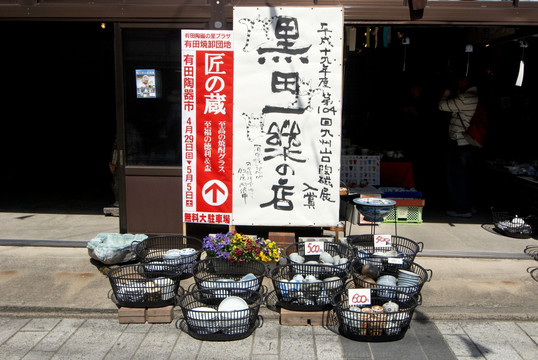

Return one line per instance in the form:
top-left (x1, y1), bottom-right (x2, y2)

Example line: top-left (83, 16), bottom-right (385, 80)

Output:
top-left (202, 232), bottom-right (281, 265)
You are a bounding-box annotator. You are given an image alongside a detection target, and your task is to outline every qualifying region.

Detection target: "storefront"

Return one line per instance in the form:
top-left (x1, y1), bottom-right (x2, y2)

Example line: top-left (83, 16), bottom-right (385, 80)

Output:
top-left (1, 0), bottom-right (537, 235)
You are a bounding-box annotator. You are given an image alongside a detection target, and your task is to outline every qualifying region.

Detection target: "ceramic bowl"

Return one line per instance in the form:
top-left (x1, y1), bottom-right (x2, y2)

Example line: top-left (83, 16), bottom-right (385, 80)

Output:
top-left (353, 198), bottom-right (396, 222)
top-left (187, 307), bottom-right (219, 334)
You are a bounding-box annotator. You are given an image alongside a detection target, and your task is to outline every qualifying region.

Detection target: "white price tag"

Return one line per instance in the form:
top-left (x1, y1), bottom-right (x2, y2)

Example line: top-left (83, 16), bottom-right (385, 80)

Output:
top-left (304, 241), bottom-right (324, 255)
top-left (374, 234), bottom-right (392, 248)
top-left (348, 288), bottom-right (371, 306)
top-left (388, 257), bottom-right (404, 265)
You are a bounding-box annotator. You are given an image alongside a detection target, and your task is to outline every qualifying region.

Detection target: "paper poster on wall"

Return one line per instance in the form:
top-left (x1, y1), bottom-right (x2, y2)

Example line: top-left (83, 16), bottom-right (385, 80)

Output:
top-left (136, 69), bottom-right (160, 98)
top-left (232, 6), bottom-right (344, 226)
top-left (181, 30), bottom-right (234, 225)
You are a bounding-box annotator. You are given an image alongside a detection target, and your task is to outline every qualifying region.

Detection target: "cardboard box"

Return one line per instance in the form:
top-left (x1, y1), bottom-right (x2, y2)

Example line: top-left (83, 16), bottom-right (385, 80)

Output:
top-left (280, 309), bottom-right (326, 326)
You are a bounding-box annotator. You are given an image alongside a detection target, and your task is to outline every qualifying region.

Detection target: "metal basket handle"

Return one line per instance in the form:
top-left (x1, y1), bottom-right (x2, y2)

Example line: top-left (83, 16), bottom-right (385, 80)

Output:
top-left (258, 284), bottom-right (269, 296)
top-left (425, 268), bottom-right (433, 282)
top-left (416, 241), bottom-right (425, 253)
top-left (130, 240), bottom-right (141, 253)
top-left (416, 293), bottom-right (423, 306)
top-left (256, 315), bottom-right (264, 329)
top-left (187, 282), bottom-right (197, 293)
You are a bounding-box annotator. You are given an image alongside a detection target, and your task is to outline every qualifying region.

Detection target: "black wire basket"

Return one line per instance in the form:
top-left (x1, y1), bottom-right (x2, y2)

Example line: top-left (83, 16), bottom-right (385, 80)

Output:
top-left (331, 286), bottom-right (420, 342)
top-left (133, 235), bottom-right (203, 279)
top-left (191, 257), bottom-right (267, 296)
top-left (283, 241), bottom-right (355, 272)
top-left (350, 260), bottom-right (432, 300)
top-left (269, 263), bottom-right (348, 311)
top-left (491, 208), bottom-right (537, 239)
top-left (346, 234), bottom-right (423, 272)
top-left (177, 288), bottom-right (263, 341)
top-left (106, 264), bottom-right (183, 308)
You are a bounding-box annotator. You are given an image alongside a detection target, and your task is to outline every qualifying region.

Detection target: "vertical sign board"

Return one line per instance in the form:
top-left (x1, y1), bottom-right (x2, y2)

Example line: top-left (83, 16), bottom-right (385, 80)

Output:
top-left (232, 7), bottom-right (343, 226)
top-left (181, 30), bottom-right (234, 225)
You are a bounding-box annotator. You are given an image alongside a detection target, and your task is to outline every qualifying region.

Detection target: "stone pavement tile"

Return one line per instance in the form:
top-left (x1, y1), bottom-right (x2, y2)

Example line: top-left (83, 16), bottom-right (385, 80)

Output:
top-left (0, 318), bottom-right (30, 345)
top-left (197, 334), bottom-right (253, 359)
top-left (252, 320), bottom-right (279, 356)
top-left (131, 323), bottom-right (180, 360)
top-left (22, 350), bottom-right (55, 360)
top-left (169, 328), bottom-right (201, 360)
top-left (51, 319), bottom-right (126, 360)
top-left (338, 335), bottom-right (372, 359)
top-left (435, 320), bottom-right (466, 335)
top-left (412, 320), bottom-right (458, 360)
top-left (315, 334), bottom-right (344, 360)
top-left (280, 325), bottom-right (315, 360)
top-left (249, 355), bottom-right (278, 360)
top-left (103, 332), bottom-right (146, 360)
top-left (124, 322), bottom-right (152, 334)
top-left (442, 334), bottom-right (484, 358)
top-left (0, 330), bottom-right (48, 360)
top-left (492, 322), bottom-right (538, 360)
top-left (369, 327), bottom-right (428, 360)
top-left (21, 318), bottom-right (60, 332)
top-left (517, 322), bottom-right (538, 336)
top-left (33, 319), bottom-right (84, 352)
top-left (312, 325), bottom-right (337, 335)
top-left (459, 321), bottom-right (524, 360)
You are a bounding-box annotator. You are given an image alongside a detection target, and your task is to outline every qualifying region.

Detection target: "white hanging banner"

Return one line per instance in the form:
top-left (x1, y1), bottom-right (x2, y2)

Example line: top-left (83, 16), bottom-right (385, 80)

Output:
top-left (232, 6), bottom-right (344, 226)
top-left (515, 60), bottom-right (525, 87)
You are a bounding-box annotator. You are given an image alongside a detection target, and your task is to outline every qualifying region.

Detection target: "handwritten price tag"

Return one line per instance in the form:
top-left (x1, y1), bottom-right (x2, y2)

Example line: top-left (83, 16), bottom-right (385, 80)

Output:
top-left (374, 234), bottom-right (392, 248)
top-left (348, 288), bottom-right (371, 306)
top-left (305, 241), bottom-right (324, 255)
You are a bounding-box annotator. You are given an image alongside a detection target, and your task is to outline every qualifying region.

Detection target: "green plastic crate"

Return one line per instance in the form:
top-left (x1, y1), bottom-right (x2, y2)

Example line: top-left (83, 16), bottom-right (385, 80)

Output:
top-left (383, 206), bottom-right (423, 224)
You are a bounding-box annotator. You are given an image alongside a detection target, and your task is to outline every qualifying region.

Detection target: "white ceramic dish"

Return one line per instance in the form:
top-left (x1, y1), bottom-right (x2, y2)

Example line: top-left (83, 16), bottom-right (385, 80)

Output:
top-left (218, 296), bottom-right (249, 312)
top-left (163, 249), bottom-right (182, 259)
top-left (179, 248), bottom-right (197, 256)
top-left (188, 307), bottom-right (219, 334)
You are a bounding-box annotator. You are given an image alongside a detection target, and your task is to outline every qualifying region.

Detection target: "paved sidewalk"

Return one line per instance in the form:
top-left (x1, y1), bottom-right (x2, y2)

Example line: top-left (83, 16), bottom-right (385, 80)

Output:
top-left (1, 210), bottom-right (538, 359)
top-left (1, 316), bottom-right (537, 360)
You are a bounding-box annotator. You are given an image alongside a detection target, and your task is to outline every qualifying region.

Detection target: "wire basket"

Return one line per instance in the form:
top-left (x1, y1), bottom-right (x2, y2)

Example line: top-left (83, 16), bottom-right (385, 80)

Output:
top-left (191, 258), bottom-right (267, 296)
top-left (133, 235), bottom-right (203, 279)
top-left (350, 260), bottom-right (432, 300)
top-left (491, 208), bottom-right (537, 239)
top-left (331, 286), bottom-right (420, 342)
top-left (283, 241), bottom-right (355, 271)
top-left (106, 264), bottom-right (183, 308)
top-left (177, 288), bottom-right (263, 341)
top-left (269, 264), bottom-right (348, 311)
top-left (346, 234), bottom-right (423, 271)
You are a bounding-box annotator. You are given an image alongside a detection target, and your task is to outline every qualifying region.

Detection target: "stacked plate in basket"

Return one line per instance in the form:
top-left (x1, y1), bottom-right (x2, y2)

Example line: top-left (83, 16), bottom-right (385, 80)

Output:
top-left (178, 288), bottom-right (263, 341)
top-left (328, 235), bottom-right (432, 342)
top-left (397, 269), bottom-right (421, 288)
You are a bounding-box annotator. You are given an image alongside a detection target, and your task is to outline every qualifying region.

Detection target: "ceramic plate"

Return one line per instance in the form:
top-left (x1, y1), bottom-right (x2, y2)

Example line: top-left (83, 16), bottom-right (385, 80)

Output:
top-left (398, 269), bottom-right (420, 278)
top-left (218, 296), bottom-right (249, 312)
top-left (179, 248), bottom-right (196, 256)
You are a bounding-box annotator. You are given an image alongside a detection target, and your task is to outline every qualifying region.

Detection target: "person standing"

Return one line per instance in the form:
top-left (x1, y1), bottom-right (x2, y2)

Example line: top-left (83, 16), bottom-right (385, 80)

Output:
top-left (438, 75), bottom-right (479, 218)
